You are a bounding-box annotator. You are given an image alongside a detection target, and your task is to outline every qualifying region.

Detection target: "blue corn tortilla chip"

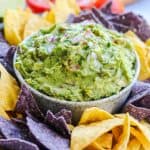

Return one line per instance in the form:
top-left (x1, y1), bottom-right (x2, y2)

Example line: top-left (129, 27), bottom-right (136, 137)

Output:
top-left (0, 117), bottom-right (26, 139)
top-left (15, 85), bottom-right (44, 120)
top-left (27, 117), bottom-right (70, 150)
top-left (3, 46), bottom-right (17, 76)
top-left (110, 12), bottom-right (150, 41)
top-left (55, 109), bottom-right (72, 124)
top-left (0, 138), bottom-right (39, 150)
top-left (125, 104), bottom-right (150, 121)
top-left (0, 32), bottom-right (16, 76)
top-left (130, 81), bottom-right (150, 96)
top-left (68, 3), bottom-right (150, 41)
top-left (0, 32), bottom-right (10, 58)
top-left (45, 110), bottom-right (70, 138)
top-left (124, 81), bottom-right (150, 122)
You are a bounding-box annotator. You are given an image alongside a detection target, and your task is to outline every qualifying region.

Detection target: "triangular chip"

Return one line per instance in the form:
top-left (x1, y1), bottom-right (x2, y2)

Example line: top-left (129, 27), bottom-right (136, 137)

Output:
top-left (0, 63), bottom-right (20, 111)
top-left (113, 114), bottom-right (130, 150)
top-left (71, 118), bottom-right (123, 150)
top-left (85, 133), bottom-right (113, 150)
top-left (79, 107), bottom-right (114, 125)
top-left (52, 0), bottom-right (80, 23)
top-left (127, 138), bottom-right (141, 150)
top-left (131, 127), bottom-right (150, 150)
top-left (24, 14), bottom-right (50, 38)
top-left (4, 9), bottom-right (31, 45)
top-left (125, 31), bottom-right (150, 80)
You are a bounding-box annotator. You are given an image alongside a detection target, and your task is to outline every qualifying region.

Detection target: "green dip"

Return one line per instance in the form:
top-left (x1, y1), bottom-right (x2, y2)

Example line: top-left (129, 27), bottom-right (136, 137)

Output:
top-left (15, 23), bottom-right (136, 101)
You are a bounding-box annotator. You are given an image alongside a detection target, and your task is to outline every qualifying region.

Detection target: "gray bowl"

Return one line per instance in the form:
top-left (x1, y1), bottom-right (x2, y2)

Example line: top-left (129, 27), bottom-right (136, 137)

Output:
top-left (13, 50), bottom-right (140, 123)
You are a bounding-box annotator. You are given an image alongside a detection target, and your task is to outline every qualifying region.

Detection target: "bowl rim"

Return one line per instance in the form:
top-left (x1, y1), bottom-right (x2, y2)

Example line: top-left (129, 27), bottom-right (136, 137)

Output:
top-left (13, 47), bottom-right (140, 106)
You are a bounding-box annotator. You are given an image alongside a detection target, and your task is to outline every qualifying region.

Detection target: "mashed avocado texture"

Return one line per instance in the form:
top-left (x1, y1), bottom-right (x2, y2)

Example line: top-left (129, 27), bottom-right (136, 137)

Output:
top-left (16, 23), bottom-right (136, 101)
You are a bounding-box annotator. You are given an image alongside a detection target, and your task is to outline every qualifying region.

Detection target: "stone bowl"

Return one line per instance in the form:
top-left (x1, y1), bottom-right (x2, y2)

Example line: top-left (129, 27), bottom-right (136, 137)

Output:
top-left (13, 49), bottom-right (140, 124)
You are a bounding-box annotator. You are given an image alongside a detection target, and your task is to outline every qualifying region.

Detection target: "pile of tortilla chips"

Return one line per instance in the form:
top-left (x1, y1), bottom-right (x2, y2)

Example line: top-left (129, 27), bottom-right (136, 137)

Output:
top-left (0, 63), bottom-right (20, 119)
top-left (4, 8), bottom-right (50, 45)
top-left (4, 0), bottom-right (80, 45)
top-left (44, 0), bottom-right (80, 24)
top-left (71, 107), bottom-right (150, 150)
top-left (125, 31), bottom-right (150, 80)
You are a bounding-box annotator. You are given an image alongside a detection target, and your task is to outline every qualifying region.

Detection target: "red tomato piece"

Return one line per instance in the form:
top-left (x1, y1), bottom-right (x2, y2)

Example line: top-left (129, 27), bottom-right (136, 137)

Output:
top-left (77, 0), bottom-right (108, 10)
top-left (111, 0), bottom-right (124, 14)
top-left (26, 0), bottom-right (50, 13)
top-left (94, 0), bottom-right (108, 8)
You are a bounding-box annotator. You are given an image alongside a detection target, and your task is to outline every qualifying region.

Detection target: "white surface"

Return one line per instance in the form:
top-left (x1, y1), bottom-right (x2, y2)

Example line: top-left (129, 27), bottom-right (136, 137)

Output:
top-left (126, 0), bottom-right (150, 22)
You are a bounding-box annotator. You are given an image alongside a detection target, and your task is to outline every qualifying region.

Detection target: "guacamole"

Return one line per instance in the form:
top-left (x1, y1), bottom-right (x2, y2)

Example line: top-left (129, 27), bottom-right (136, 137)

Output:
top-left (16, 23), bottom-right (136, 101)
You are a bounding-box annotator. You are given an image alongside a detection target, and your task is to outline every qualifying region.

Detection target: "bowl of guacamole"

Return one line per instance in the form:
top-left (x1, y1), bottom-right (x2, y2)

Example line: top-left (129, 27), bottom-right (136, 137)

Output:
top-left (14, 23), bottom-right (140, 122)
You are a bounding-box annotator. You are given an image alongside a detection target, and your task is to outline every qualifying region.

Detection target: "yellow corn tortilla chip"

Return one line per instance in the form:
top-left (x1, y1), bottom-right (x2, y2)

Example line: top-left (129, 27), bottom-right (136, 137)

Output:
top-left (43, 10), bottom-right (55, 24)
top-left (129, 117), bottom-right (150, 142)
top-left (52, 0), bottom-right (80, 23)
top-left (112, 126), bottom-right (122, 143)
top-left (79, 107), bottom-right (114, 125)
top-left (116, 114), bottom-right (150, 142)
top-left (131, 127), bottom-right (150, 150)
top-left (125, 31), bottom-right (150, 80)
top-left (4, 9), bottom-right (31, 45)
top-left (146, 39), bottom-right (150, 46)
top-left (85, 133), bottom-right (113, 150)
top-left (71, 118), bottom-right (123, 150)
top-left (67, 0), bottom-right (80, 14)
top-left (0, 107), bottom-right (9, 119)
top-left (127, 138), bottom-right (141, 150)
top-left (113, 114), bottom-right (130, 150)
top-left (141, 120), bottom-right (150, 130)
top-left (0, 63), bottom-right (20, 111)
top-left (24, 14), bottom-right (51, 38)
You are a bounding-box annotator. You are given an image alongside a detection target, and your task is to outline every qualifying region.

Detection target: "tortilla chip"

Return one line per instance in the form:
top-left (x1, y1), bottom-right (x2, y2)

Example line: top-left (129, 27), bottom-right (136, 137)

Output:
top-left (24, 14), bottom-right (50, 38)
top-left (43, 10), bottom-right (55, 24)
top-left (127, 138), bottom-right (141, 150)
top-left (146, 39), bottom-right (150, 46)
top-left (125, 31), bottom-right (150, 80)
top-left (26, 117), bottom-right (70, 150)
top-left (4, 9), bottom-right (31, 45)
top-left (129, 116), bottom-right (150, 141)
top-left (0, 138), bottom-right (39, 150)
top-left (0, 63), bottom-right (20, 111)
top-left (79, 107), bottom-right (114, 125)
top-left (116, 114), bottom-right (150, 141)
top-left (112, 126), bottom-right (122, 143)
top-left (113, 114), bottom-right (130, 150)
top-left (52, 0), bottom-right (80, 23)
top-left (131, 127), bottom-right (150, 150)
top-left (71, 118), bottom-right (123, 150)
top-left (45, 110), bottom-right (70, 138)
top-left (141, 120), bottom-right (150, 130)
top-left (85, 133), bottom-right (113, 150)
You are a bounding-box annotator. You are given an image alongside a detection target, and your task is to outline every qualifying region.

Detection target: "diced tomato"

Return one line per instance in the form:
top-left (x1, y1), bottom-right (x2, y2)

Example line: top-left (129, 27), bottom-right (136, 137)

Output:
top-left (111, 0), bottom-right (124, 14)
top-left (94, 0), bottom-right (108, 8)
top-left (26, 0), bottom-right (51, 13)
top-left (77, 0), bottom-right (108, 10)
